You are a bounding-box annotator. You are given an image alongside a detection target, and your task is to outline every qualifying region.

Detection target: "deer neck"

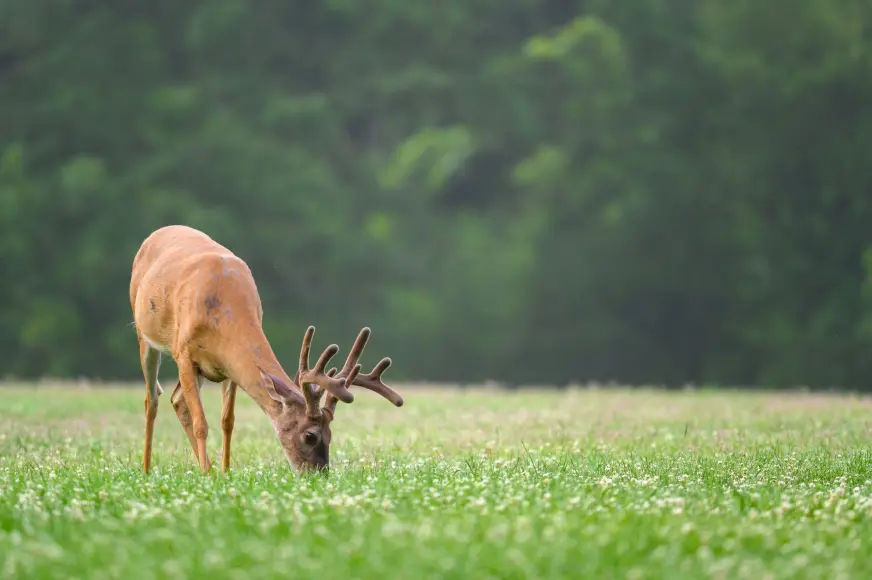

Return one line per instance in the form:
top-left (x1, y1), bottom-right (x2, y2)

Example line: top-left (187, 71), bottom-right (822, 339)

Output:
top-left (233, 328), bottom-right (296, 422)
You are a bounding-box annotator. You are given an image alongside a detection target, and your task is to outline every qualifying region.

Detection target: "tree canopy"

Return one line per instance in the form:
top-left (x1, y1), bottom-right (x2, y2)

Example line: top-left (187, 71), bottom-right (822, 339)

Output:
top-left (2, 0), bottom-right (871, 389)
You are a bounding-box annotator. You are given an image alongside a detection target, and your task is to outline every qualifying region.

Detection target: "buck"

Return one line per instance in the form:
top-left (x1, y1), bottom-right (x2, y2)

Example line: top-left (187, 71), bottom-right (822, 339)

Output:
top-left (129, 225), bottom-right (404, 474)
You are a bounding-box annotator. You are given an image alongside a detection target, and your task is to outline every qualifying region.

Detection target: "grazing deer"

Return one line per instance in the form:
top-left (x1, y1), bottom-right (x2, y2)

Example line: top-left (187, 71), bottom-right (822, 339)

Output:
top-left (129, 225), bottom-right (403, 474)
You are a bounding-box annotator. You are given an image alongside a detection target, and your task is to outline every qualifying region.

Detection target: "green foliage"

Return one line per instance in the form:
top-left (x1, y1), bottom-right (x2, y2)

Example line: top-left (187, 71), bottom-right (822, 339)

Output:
top-left (1, 0), bottom-right (871, 387)
top-left (380, 125), bottom-right (476, 193)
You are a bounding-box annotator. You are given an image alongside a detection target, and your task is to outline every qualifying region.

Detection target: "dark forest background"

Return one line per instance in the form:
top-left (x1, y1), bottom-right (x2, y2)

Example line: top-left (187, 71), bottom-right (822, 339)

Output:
top-left (2, 0), bottom-right (872, 389)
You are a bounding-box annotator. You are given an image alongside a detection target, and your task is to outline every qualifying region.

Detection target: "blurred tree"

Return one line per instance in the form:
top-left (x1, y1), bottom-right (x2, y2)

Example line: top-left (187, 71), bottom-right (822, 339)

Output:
top-left (1, 0), bottom-right (871, 389)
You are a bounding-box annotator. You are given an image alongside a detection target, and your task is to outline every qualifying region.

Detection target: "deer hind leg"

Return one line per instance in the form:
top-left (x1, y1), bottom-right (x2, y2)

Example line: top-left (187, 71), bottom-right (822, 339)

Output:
top-left (177, 355), bottom-right (212, 473)
top-left (139, 336), bottom-right (163, 474)
top-left (170, 381), bottom-right (199, 460)
top-left (220, 380), bottom-right (238, 474)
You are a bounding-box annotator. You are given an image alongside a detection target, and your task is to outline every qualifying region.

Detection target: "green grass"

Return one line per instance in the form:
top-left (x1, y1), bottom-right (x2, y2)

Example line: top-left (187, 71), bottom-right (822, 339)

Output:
top-left (2, 383), bottom-right (872, 579)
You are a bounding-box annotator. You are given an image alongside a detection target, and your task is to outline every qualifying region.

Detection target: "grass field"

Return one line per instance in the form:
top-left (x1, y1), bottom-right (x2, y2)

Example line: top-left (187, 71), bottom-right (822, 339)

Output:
top-left (1, 383), bottom-right (872, 579)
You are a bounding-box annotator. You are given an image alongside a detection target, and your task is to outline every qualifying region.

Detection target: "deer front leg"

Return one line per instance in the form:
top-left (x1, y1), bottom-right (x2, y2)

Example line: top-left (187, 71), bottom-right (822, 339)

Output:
top-left (177, 356), bottom-right (212, 473)
top-left (170, 381), bottom-right (199, 460)
top-left (221, 380), bottom-right (238, 473)
top-left (139, 336), bottom-right (163, 474)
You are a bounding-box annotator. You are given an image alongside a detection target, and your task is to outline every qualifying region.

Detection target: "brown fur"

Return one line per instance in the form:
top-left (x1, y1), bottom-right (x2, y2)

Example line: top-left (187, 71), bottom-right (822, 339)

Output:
top-left (130, 225), bottom-right (403, 475)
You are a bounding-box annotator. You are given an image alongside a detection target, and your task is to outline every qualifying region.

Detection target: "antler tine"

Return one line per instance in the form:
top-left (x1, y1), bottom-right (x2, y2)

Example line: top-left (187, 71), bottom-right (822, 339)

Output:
top-left (314, 343), bottom-right (340, 374)
top-left (354, 357), bottom-right (404, 406)
top-left (323, 327), bottom-right (369, 417)
top-left (298, 326), bottom-right (315, 374)
top-left (321, 327), bottom-right (369, 402)
top-left (346, 363), bottom-right (362, 387)
top-left (297, 326), bottom-right (354, 414)
top-left (308, 366), bottom-right (340, 399)
top-left (296, 326), bottom-right (322, 417)
top-left (323, 328), bottom-right (402, 418)
top-left (311, 361), bottom-right (358, 397)
top-left (337, 327), bottom-right (371, 378)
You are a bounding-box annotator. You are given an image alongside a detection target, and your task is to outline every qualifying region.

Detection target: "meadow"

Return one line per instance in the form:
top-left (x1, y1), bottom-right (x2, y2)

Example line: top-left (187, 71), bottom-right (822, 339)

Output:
top-left (1, 382), bottom-right (871, 579)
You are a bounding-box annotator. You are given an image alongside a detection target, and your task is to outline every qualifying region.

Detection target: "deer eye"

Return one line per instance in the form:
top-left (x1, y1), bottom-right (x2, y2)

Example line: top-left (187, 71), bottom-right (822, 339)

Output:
top-left (302, 431), bottom-right (318, 446)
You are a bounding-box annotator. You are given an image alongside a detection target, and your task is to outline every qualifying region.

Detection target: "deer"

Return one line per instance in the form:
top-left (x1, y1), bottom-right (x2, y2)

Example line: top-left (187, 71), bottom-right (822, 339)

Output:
top-left (129, 224), bottom-right (404, 475)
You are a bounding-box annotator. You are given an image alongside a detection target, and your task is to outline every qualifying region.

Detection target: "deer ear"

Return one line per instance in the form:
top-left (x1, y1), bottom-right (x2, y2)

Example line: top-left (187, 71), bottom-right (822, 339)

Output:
top-left (259, 368), bottom-right (304, 406)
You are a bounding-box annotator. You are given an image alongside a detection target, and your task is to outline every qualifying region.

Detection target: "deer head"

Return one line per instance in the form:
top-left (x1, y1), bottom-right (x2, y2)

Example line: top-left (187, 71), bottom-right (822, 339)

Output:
top-left (259, 326), bottom-right (402, 473)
